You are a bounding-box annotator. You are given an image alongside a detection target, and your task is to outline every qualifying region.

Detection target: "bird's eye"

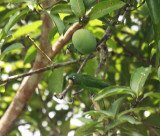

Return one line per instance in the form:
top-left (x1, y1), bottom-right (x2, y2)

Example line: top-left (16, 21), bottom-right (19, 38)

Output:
top-left (73, 76), bottom-right (76, 80)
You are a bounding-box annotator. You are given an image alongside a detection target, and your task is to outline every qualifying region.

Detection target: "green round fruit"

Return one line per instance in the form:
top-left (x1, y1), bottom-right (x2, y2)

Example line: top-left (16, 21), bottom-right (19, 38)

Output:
top-left (72, 29), bottom-right (97, 54)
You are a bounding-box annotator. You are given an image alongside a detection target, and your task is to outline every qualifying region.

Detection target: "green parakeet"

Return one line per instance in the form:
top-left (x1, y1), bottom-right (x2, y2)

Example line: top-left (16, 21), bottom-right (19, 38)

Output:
top-left (66, 43), bottom-right (78, 54)
top-left (67, 73), bottom-right (108, 91)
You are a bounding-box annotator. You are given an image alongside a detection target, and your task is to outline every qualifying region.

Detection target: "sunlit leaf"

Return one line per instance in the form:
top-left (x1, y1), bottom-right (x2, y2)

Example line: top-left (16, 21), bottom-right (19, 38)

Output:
top-left (9, 20), bottom-right (42, 42)
top-left (130, 66), bottom-right (151, 97)
top-left (0, 43), bottom-right (24, 59)
top-left (24, 45), bottom-right (37, 65)
top-left (51, 4), bottom-right (73, 14)
top-left (4, 8), bottom-right (29, 34)
top-left (0, 7), bottom-right (23, 23)
top-left (94, 86), bottom-right (135, 101)
top-left (0, 7), bottom-right (29, 43)
top-left (48, 67), bottom-right (64, 93)
top-left (50, 14), bottom-right (65, 35)
top-left (88, 0), bottom-right (125, 20)
top-left (63, 15), bottom-right (79, 24)
top-left (70, 0), bottom-right (85, 17)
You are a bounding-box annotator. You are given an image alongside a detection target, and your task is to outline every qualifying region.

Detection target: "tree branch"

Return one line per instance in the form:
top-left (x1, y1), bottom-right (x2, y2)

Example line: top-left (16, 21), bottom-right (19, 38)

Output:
top-left (0, 58), bottom-right (90, 85)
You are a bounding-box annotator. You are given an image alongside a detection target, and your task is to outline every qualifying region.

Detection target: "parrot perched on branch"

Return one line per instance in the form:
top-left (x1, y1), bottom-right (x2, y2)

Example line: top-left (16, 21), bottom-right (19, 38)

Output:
top-left (66, 43), bottom-right (78, 54)
top-left (67, 73), bottom-right (108, 91)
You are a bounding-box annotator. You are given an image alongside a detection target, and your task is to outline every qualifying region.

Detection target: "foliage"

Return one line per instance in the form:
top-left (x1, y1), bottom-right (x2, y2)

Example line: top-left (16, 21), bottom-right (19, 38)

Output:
top-left (0, 0), bottom-right (160, 136)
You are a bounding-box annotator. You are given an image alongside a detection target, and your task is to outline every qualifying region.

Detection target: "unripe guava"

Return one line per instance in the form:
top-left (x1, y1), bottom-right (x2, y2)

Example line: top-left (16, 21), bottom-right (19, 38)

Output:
top-left (72, 29), bottom-right (97, 54)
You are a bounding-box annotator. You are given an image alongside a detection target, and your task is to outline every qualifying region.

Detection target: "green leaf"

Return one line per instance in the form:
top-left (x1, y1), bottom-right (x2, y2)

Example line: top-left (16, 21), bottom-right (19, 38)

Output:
top-left (4, 8), bottom-right (29, 35)
top-left (0, 7), bottom-right (23, 23)
top-left (146, 0), bottom-right (160, 66)
top-left (78, 117), bottom-right (93, 124)
top-left (50, 14), bottom-right (65, 35)
top-left (83, 0), bottom-right (97, 9)
top-left (146, 0), bottom-right (160, 24)
top-left (105, 116), bottom-right (140, 132)
top-left (48, 67), bottom-right (64, 93)
top-left (94, 86), bottom-right (135, 101)
top-left (70, 0), bottom-right (85, 18)
top-left (118, 115), bottom-right (141, 125)
top-left (63, 15), bottom-right (79, 24)
top-left (118, 107), bottom-right (154, 118)
top-left (84, 57), bottom-right (98, 76)
top-left (24, 45), bottom-right (37, 65)
top-left (83, 110), bottom-right (114, 119)
top-left (105, 121), bottom-right (121, 132)
top-left (51, 4), bottom-right (73, 14)
top-left (88, 0), bottom-right (125, 20)
top-left (48, 27), bottom-right (57, 42)
top-left (9, 20), bottom-right (42, 42)
top-left (109, 97), bottom-right (124, 119)
top-left (144, 92), bottom-right (160, 99)
top-left (121, 129), bottom-right (144, 136)
top-left (75, 121), bottom-right (100, 136)
top-left (0, 7), bottom-right (29, 43)
top-left (130, 66), bottom-right (151, 97)
top-left (0, 43), bottom-right (24, 59)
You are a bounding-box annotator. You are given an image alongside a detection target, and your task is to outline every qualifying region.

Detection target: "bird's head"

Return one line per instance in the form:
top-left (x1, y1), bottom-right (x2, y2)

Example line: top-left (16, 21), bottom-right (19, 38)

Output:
top-left (66, 43), bottom-right (75, 54)
top-left (66, 73), bottom-right (81, 85)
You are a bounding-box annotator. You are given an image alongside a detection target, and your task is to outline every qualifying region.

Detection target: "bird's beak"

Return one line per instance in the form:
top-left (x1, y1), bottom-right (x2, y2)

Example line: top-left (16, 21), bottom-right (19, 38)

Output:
top-left (66, 49), bottom-right (70, 54)
top-left (69, 79), bottom-right (73, 85)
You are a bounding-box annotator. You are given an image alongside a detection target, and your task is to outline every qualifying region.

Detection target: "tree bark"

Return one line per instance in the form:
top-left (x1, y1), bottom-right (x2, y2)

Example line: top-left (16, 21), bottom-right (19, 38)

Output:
top-left (0, 10), bottom-right (83, 136)
top-left (0, 12), bottom-right (53, 136)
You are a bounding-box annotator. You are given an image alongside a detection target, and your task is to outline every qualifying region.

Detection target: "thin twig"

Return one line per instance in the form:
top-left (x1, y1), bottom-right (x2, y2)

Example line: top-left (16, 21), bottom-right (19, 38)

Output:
top-left (77, 54), bottom-right (93, 73)
top-left (90, 94), bottom-right (101, 110)
top-left (73, 89), bottom-right (84, 95)
top-left (26, 35), bottom-right (53, 64)
top-left (59, 85), bottom-right (72, 99)
top-left (0, 57), bottom-right (93, 85)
